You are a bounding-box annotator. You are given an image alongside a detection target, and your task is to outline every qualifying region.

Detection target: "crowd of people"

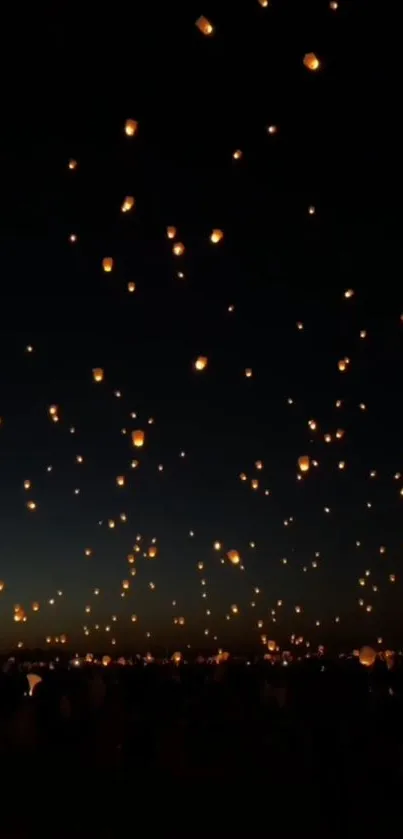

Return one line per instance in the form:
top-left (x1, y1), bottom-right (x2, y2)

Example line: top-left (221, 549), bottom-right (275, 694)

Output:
top-left (0, 653), bottom-right (402, 836)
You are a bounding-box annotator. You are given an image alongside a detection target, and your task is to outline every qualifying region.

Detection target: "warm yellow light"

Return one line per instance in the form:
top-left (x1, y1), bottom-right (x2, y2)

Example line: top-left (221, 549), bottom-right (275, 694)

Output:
top-left (68, 159), bottom-right (77, 170)
top-left (167, 226), bottom-right (177, 239)
top-left (196, 15), bottom-right (214, 35)
top-left (124, 119), bottom-right (138, 137)
top-left (298, 455), bottom-right (310, 473)
top-left (173, 242), bottom-right (185, 256)
top-left (227, 549), bottom-right (240, 565)
top-left (127, 282), bottom-right (136, 293)
top-left (194, 355), bottom-right (208, 371)
top-left (245, 368), bottom-right (253, 378)
top-left (121, 196), bottom-right (135, 213)
top-left (303, 52), bottom-right (320, 71)
top-left (102, 257), bottom-right (113, 272)
top-left (232, 149), bottom-right (243, 160)
top-left (132, 429), bottom-right (145, 447)
top-left (359, 646), bottom-right (376, 666)
top-left (210, 229), bottom-right (224, 244)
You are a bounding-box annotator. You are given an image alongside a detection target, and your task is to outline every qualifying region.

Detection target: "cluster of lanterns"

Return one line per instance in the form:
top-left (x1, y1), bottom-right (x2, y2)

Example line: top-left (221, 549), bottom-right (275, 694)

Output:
top-left (2, 7), bottom-right (400, 658)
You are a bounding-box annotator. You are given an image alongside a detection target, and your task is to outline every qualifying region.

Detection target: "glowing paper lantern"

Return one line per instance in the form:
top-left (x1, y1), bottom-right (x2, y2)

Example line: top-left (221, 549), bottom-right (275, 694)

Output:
top-left (102, 257), bottom-right (113, 273)
top-left (227, 549), bottom-right (240, 565)
top-left (102, 655), bottom-right (111, 667)
top-left (121, 196), bottom-right (135, 213)
top-left (298, 455), bottom-right (310, 473)
top-left (172, 651), bottom-right (182, 664)
top-left (173, 242), bottom-right (185, 256)
top-left (267, 640), bottom-right (276, 652)
top-left (359, 646), bottom-right (376, 667)
top-left (196, 16), bottom-right (213, 35)
top-left (27, 673), bottom-right (42, 696)
top-left (194, 355), bottom-right (208, 371)
top-left (132, 429), bottom-right (145, 448)
top-left (303, 52), bottom-right (320, 71)
top-left (148, 546), bottom-right (158, 558)
top-left (210, 229), bottom-right (224, 244)
top-left (92, 367), bottom-right (104, 382)
top-left (167, 226), bottom-right (177, 239)
top-left (124, 119), bottom-right (138, 137)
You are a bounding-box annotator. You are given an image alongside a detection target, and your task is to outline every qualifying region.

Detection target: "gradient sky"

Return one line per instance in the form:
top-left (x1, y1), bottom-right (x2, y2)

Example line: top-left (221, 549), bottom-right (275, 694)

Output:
top-left (0, 0), bottom-right (401, 652)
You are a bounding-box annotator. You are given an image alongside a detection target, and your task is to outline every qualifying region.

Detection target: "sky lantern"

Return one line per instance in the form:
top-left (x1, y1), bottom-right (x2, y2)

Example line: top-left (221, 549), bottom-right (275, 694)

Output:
top-left (245, 368), bottom-right (253, 378)
top-left (132, 429), bottom-right (145, 447)
top-left (127, 282), bottom-right (136, 293)
top-left (172, 651), bottom-right (182, 664)
top-left (172, 242), bottom-right (185, 256)
top-left (0, 581), bottom-right (4, 592)
top-left (267, 640), bottom-right (276, 652)
top-left (196, 16), bottom-right (213, 35)
top-left (116, 475), bottom-right (125, 487)
top-left (338, 359), bottom-right (347, 372)
top-left (303, 52), bottom-right (320, 71)
top-left (359, 646), bottom-right (376, 667)
top-left (210, 229), bottom-right (224, 244)
top-left (23, 480), bottom-right (31, 490)
top-left (194, 355), bottom-right (208, 371)
top-left (167, 226), bottom-right (177, 239)
top-left (298, 455), bottom-right (310, 473)
top-left (27, 673), bottom-right (42, 696)
top-left (121, 196), bottom-right (135, 213)
top-left (267, 125), bottom-right (277, 135)
top-left (102, 257), bottom-right (114, 273)
top-left (232, 150), bottom-right (243, 160)
top-left (227, 549), bottom-right (240, 565)
top-left (32, 602), bottom-right (40, 612)
top-left (68, 159), bottom-right (77, 170)
top-left (122, 580), bottom-right (130, 590)
top-left (26, 500), bottom-right (37, 511)
top-left (148, 546), bottom-right (158, 558)
top-left (124, 119), bottom-right (138, 137)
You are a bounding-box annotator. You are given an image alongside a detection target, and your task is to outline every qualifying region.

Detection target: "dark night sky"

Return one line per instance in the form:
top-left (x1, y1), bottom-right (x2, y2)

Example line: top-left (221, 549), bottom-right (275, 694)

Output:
top-left (0, 0), bottom-right (401, 652)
